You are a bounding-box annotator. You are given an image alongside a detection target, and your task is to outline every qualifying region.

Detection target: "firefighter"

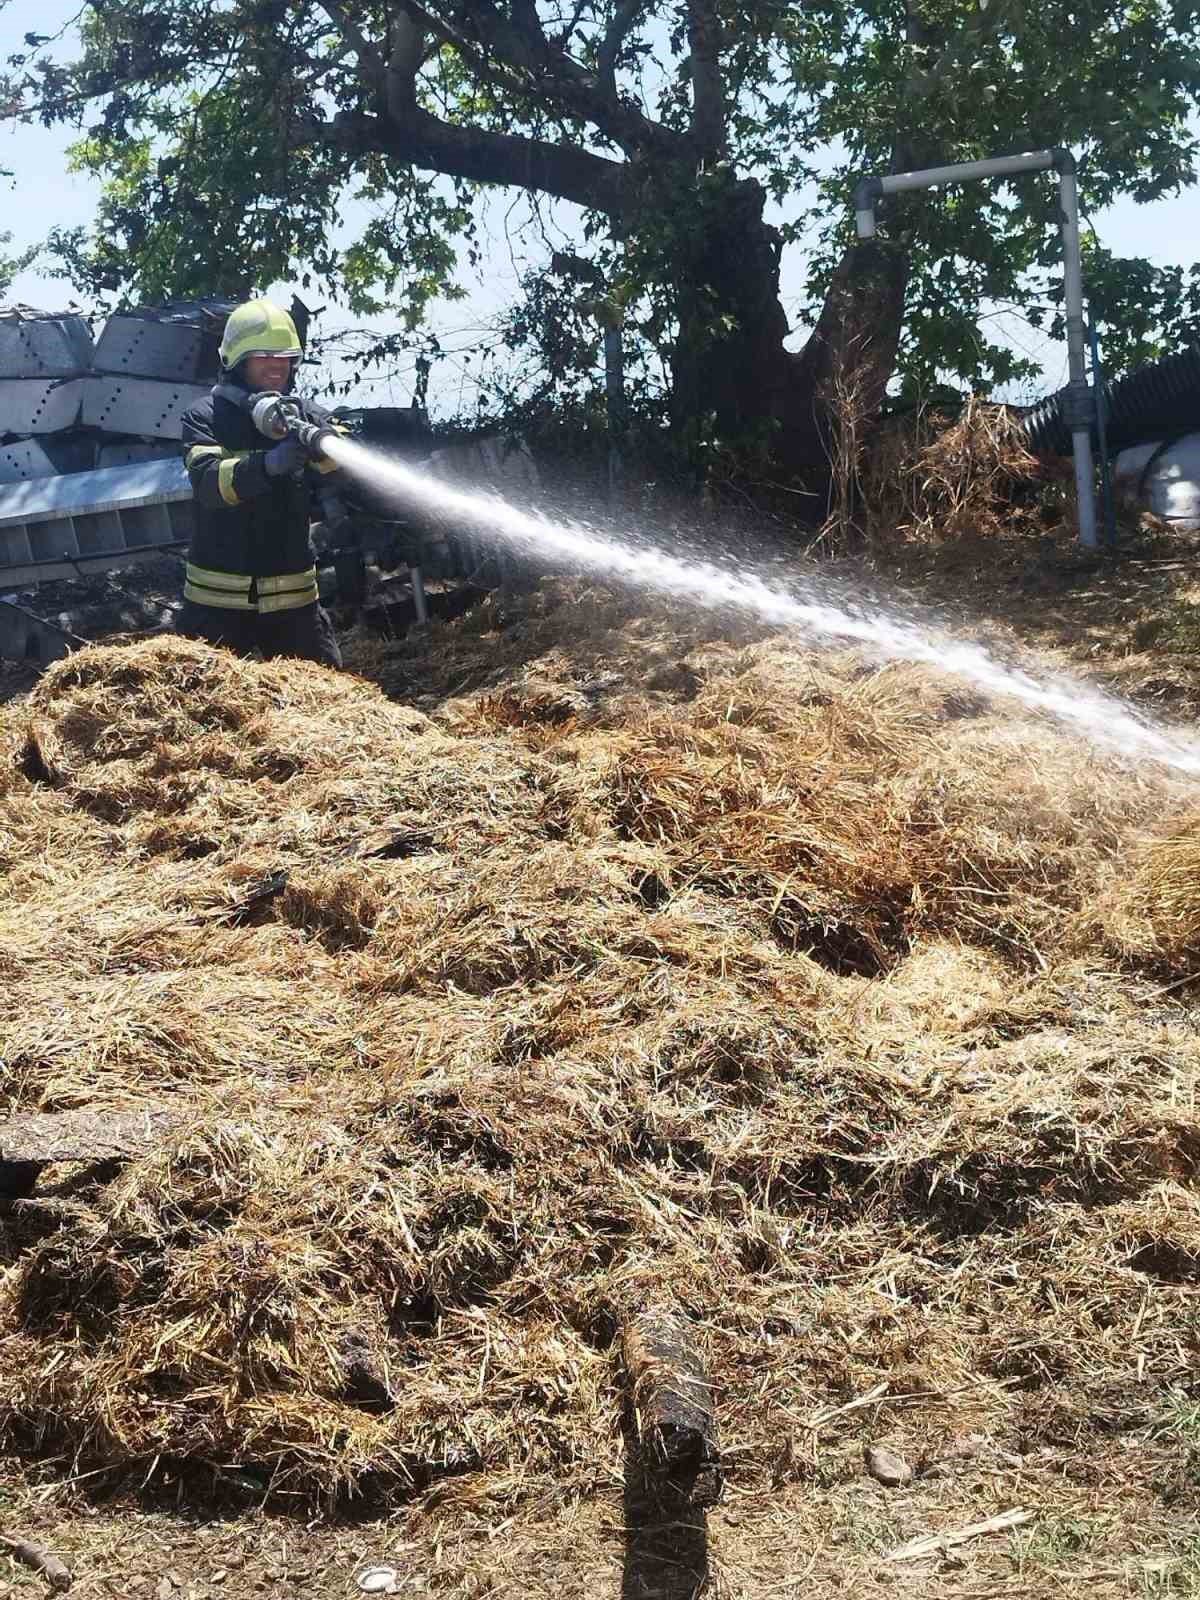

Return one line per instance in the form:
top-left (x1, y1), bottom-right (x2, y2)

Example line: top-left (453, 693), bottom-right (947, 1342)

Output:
top-left (177, 298), bottom-right (344, 667)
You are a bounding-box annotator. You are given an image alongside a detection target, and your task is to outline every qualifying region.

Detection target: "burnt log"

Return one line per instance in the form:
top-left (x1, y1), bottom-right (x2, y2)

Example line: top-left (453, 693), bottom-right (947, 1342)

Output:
top-left (0, 1531), bottom-right (73, 1591)
top-left (621, 1310), bottom-right (721, 1505)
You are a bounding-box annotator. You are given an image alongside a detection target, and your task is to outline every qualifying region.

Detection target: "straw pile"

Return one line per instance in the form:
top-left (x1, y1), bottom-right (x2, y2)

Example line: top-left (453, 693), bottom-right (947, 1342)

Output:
top-left (858, 399), bottom-right (1064, 544)
top-left (1, 582), bottom-right (1198, 1512)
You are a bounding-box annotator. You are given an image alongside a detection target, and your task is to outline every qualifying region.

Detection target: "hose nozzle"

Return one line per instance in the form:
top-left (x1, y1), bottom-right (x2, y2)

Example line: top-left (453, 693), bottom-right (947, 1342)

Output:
top-left (250, 391), bottom-right (337, 461)
top-left (249, 391), bottom-right (300, 440)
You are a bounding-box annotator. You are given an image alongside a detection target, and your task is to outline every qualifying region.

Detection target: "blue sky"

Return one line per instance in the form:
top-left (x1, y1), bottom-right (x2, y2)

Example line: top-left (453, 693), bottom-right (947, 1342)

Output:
top-left (2, 0), bottom-right (1197, 414)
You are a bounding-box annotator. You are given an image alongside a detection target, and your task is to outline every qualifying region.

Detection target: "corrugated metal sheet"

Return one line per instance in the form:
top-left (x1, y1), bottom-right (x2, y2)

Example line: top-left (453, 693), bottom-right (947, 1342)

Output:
top-left (0, 458), bottom-right (192, 589)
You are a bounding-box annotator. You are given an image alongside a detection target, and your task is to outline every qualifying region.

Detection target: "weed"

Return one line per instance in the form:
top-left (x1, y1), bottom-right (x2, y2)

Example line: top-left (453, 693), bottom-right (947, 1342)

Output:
top-left (1009, 1514), bottom-right (1094, 1575)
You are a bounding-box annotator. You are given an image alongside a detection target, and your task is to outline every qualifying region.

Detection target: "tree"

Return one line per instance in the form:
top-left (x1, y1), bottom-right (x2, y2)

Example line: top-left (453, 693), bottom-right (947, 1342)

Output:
top-left (4, 0), bottom-right (1198, 476)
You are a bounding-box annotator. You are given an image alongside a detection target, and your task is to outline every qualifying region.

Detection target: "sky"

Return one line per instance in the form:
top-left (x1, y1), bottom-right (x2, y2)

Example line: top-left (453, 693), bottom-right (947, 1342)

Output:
top-left (2, 0), bottom-right (1198, 417)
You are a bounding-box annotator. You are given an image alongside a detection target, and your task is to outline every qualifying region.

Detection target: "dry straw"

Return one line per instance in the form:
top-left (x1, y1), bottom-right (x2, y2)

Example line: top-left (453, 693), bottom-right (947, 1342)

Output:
top-left (822, 395), bottom-right (1067, 548)
top-left (0, 587), bottom-right (1198, 1513)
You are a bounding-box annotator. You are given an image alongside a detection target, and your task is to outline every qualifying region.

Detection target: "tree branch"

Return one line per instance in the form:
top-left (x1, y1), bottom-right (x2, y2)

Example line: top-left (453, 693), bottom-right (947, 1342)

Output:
top-left (400, 0), bottom-right (540, 104)
top-left (314, 0), bottom-right (386, 91)
top-left (297, 104), bottom-right (633, 215)
top-left (555, 0), bottom-right (593, 52)
top-left (597, 0), bottom-right (643, 94)
top-left (893, 0), bottom-right (944, 173)
top-left (401, 0), bottom-right (682, 159)
top-left (386, 8), bottom-right (424, 117)
top-left (454, 0), bottom-right (544, 73)
top-left (685, 0), bottom-right (726, 159)
top-left (510, 0), bottom-right (550, 58)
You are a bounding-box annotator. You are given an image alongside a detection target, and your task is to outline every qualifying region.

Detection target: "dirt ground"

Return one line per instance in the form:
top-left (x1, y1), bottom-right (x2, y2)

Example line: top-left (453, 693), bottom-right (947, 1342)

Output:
top-left (2, 1438), bottom-right (1198, 1598)
top-left (3, 520), bottom-right (1200, 1599)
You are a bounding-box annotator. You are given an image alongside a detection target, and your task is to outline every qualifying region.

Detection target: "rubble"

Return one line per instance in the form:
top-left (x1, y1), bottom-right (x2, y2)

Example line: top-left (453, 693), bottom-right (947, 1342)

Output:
top-left (0, 302), bottom-right (239, 604)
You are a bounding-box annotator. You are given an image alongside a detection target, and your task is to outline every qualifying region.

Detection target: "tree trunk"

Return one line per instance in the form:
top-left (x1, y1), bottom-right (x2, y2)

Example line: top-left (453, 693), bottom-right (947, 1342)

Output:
top-left (669, 175), bottom-right (907, 496)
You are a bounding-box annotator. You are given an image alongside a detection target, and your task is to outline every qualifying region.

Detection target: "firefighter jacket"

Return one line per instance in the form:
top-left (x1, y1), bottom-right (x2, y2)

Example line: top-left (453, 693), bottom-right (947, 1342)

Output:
top-left (180, 386), bottom-right (342, 614)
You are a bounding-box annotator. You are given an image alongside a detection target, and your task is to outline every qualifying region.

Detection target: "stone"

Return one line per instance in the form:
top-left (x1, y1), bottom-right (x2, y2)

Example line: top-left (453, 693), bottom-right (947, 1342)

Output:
top-left (864, 1441), bottom-right (914, 1487)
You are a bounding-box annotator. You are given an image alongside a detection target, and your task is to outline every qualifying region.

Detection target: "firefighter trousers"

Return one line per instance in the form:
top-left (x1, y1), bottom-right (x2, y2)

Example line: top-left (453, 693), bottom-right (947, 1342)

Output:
top-left (175, 599), bottom-right (343, 669)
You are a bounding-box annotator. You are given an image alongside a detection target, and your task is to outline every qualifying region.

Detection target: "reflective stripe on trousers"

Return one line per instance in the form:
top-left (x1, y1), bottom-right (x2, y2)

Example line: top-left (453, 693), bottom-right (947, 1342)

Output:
top-left (183, 563), bottom-right (319, 612)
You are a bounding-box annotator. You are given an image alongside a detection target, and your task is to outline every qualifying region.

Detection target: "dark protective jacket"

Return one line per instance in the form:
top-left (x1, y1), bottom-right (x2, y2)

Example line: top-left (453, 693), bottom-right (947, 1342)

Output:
top-left (179, 386), bottom-right (342, 613)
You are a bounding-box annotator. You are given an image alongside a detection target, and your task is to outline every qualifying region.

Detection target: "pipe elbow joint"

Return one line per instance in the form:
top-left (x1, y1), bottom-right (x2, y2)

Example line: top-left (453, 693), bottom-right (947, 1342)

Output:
top-left (852, 175), bottom-right (884, 212)
top-left (1050, 146), bottom-right (1077, 175)
top-left (852, 175), bottom-right (884, 239)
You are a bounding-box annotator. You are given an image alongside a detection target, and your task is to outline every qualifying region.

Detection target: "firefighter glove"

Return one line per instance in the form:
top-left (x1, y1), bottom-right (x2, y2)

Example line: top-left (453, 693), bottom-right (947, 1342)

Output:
top-left (263, 435), bottom-right (308, 477)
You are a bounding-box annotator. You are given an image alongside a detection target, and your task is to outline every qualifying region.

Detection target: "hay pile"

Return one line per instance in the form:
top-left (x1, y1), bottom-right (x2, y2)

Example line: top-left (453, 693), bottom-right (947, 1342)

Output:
top-left (1, 584), bottom-right (1199, 1513)
top-left (858, 399), bottom-right (1065, 544)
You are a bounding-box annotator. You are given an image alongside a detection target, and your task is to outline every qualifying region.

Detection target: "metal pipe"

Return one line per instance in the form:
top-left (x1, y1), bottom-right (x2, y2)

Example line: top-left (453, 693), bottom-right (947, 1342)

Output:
top-left (852, 149), bottom-right (1070, 239)
top-left (879, 150), bottom-right (1057, 195)
top-left (410, 564), bottom-right (428, 625)
top-left (1055, 161), bottom-right (1098, 548)
top-left (851, 147), bottom-right (1098, 547)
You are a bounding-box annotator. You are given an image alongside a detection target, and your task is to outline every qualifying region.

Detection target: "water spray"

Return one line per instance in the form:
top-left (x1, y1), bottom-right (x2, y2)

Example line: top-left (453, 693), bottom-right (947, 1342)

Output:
top-left (317, 433), bottom-right (1200, 778)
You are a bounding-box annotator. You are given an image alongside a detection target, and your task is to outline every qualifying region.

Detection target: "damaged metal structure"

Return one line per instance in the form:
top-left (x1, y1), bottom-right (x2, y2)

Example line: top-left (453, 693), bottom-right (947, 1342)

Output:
top-left (0, 458), bottom-right (193, 589)
top-left (0, 301), bottom-right (231, 468)
top-left (0, 303), bottom-right (237, 613)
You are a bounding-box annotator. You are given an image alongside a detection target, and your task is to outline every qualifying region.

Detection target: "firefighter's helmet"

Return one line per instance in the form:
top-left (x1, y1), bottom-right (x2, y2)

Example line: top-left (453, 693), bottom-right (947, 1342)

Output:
top-left (219, 298), bottom-right (303, 371)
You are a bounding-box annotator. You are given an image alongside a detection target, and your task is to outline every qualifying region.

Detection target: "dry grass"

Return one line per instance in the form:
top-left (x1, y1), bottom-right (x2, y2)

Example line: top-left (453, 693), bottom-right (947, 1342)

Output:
top-left (1, 580), bottom-right (1199, 1587)
top-left (858, 399), bottom-right (1068, 545)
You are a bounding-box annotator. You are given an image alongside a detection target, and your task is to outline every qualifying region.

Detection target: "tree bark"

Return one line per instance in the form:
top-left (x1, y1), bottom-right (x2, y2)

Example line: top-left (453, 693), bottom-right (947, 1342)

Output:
top-left (669, 175), bottom-right (907, 485)
top-left (669, 175), bottom-right (790, 446)
top-left (685, 0), bottom-right (727, 159)
top-left (791, 239), bottom-right (910, 463)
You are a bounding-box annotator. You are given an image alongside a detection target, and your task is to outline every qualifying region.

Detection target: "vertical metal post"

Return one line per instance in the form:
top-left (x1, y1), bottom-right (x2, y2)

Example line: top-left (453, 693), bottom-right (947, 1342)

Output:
top-left (410, 564), bottom-right (428, 624)
top-left (1088, 317), bottom-right (1118, 549)
top-left (604, 323), bottom-right (626, 503)
top-left (1056, 164), bottom-right (1098, 549)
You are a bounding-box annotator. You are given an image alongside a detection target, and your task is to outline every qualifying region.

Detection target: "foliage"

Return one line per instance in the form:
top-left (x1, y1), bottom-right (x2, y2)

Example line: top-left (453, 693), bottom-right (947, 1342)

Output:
top-left (1, 0), bottom-right (1197, 420)
top-left (0, 228), bottom-right (37, 300)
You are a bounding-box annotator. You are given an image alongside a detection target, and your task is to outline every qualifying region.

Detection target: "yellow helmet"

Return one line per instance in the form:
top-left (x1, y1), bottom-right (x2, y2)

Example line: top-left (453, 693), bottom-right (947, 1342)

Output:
top-left (218, 298), bottom-right (303, 371)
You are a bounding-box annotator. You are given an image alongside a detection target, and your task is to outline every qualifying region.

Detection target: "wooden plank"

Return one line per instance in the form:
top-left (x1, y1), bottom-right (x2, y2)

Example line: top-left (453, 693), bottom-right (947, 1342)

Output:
top-left (0, 1106), bottom-right (176, 1196)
